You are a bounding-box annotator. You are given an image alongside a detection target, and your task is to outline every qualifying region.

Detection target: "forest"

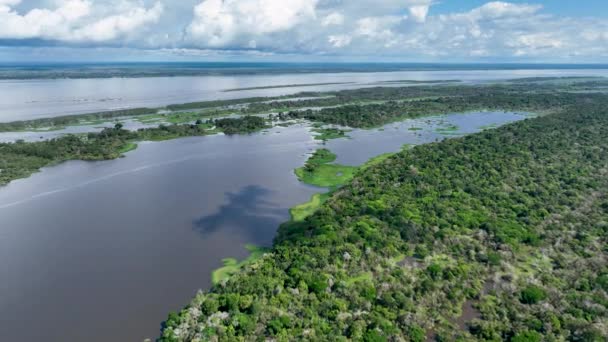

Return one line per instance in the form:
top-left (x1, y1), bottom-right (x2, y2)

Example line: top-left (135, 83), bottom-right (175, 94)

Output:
top-left (160, 90), bottom-right (608, 341)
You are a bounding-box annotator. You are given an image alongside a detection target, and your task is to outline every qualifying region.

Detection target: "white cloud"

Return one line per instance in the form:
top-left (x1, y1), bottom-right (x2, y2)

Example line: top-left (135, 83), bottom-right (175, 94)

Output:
top-left (509, 33), bottom-right (563, 50)
top-left (321, 12), bottom-right (344, 26)
top-left (471, 1), bottom-right (542, 19)
top-left (328, 34), bottom-right (351, 48)
top-left (0, 0), bottom-right (162, 42)
top-left (408, 5), bottom-right (429, 23)
top-left (0, 0), bottom-right (21, 7)
top-left (71, 2), bottom-right (163, 42)
top-left (1, 1), bottom-right (608, 61)
top-left (187, 0), bottom-right (318, 47)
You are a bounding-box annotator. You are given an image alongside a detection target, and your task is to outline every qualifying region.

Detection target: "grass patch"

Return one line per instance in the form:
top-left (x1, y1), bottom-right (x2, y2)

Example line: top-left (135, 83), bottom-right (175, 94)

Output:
top-left (295, 164), bottom-right (358, 188)
top-left (295, 149), bottom-right (401, 188)
top-left (29, 126), bottom-right (67, 132)
top-left (311, 127), bottom-right (351, 141)
top-left (290, 193), bottom-right (331, 222)
top-left (361, 152), bottom-right (395, 170)
top-left (435, 123), bottom-right (462, 136)
top-left (119, 142), bottom-right (138, 154)
top-left (136, 114), bottom-right (166, 124)
top-left (291, 149), bottom-right (401, 220)
top-left (478, 123), bottom-right (499, 130)
top-left (222, 82), bottom-right (352, 92)
top-left (211, 245), bottom-right (269, 284)
top-left (345, 272), bottom-right (373, 285)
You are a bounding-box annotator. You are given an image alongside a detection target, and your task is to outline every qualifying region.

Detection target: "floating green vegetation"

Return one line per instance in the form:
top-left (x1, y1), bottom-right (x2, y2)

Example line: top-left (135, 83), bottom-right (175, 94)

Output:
top-left (376, 79), bottom-right (462, 84)
top-left (294, 149), bottom-right (358, 188)
top-left (119, 142), bottom-right (138, 154)
top-left (435, 123), bottom-right (462, 136)
top-left (165, 110), bottom-right (232, 124)
top-left (295, 162), bottom-right (358, 188)
top-left (290, 193), bottom-right (331, 222)
top-left (295, 149), bottom-right (401, 189)
top-left (211, 245), bottom-right (269, 285)
top-left (290, 149), bottom-right (400, 222)
top-left (311, 127), bottom-right (351, 141)
top-left (135, 109), bottom-right (239, 125)
top-left (222, 82), bottom-right (352, 92)
top-left (408, 126), bottom-right (423, 131)
top-left (361, 152), bottom-right (397, 169)
top-left (136, 114), bottom-right (167, 124)
top-left (478, 123), bottom-right (499, 130)
top-left (29, 126), bottom-right (67, 132)
top-left (73, 119), bottom-right (108, 127)
top-left (275, 121), bottom-right (297, 128)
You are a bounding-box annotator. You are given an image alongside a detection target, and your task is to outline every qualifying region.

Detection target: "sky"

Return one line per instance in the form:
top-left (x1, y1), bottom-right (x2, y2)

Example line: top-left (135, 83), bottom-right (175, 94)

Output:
top-left (0, 0), bottom-right (607, 63)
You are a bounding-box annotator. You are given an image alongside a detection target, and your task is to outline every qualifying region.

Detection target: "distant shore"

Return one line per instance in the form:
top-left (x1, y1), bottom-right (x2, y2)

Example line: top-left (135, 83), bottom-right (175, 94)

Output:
top-left (2, 62), bottom-right (608, 80)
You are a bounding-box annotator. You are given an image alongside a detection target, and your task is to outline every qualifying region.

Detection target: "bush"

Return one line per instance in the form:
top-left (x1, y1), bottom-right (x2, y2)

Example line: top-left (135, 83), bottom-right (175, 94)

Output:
top-left (364, 329), bottom-right (387, 342)
top-left (520, 285), bottom-right (547, 304)
top-left (511, 331), bottom-right (542, 342)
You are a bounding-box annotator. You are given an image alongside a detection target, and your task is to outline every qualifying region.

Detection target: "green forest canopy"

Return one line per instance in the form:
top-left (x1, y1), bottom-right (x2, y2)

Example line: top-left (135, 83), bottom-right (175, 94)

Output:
top-left (161, 92), bottom-right (608, 341)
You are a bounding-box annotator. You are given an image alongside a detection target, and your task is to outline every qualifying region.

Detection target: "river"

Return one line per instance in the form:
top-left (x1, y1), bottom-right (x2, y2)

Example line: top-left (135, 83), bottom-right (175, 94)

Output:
top-left (1, 68), bottom-right (608, 121)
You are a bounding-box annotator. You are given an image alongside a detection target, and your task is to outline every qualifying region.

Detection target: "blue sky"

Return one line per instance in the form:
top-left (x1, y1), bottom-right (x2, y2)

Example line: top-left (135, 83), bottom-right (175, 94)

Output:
top-left (431, 0), bottom-right (608, 18)
top-left (0, 1), bottom-right (607, 62)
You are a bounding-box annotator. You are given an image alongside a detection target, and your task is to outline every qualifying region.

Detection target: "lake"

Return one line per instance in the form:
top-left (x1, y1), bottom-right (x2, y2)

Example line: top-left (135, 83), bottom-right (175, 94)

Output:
top-left (0, 111), bottom-right (528, 341)
top-left (1, 68), bottom-right (608, 121)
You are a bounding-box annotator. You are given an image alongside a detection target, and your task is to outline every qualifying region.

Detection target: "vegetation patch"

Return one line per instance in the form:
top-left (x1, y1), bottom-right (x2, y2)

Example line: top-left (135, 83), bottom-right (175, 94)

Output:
top-left (345, 272), bottom-right (373, 285)
top-left (435, 123), bottom-right (462, 136)
top-left (478, 123), bottom-right (499, 130)
top-left (290, 193), bottom-right (330, 222)
top-left (118, 142), bottom-right (138, 154)
top-left (311, 127), bottom-right (351, 141)
top-left (294, 149), bottom-right (357, 188)
top-left (222, 82), bottom-right (352, 92)
top-left (211, 245), bottom-right (269, 285)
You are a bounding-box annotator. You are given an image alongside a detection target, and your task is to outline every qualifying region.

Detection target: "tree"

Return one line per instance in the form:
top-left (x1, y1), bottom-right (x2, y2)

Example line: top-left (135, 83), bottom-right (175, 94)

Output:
top-left (520, 285), bottom-right (546, 304)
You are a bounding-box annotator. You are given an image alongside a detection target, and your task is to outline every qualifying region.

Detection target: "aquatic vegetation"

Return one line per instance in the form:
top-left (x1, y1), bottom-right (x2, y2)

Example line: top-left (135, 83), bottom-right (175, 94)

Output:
top-left (211, 245), bottom-right (269, 285)
top-left (311, 127), bottom-right (350, 141)
top-left (222, 82), bottom-right (352, 92)
top-left (435, 123), bottom-right (462, 136)
top-left (290, 193), bottom-right (330, 222)
top-left (294, 150), bottom-right (357, 188)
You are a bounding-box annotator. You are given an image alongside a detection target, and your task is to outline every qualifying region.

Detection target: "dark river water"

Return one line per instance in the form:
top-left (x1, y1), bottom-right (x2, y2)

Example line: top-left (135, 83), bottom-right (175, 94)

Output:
top-left (0, 111), bottom-right (527, 341)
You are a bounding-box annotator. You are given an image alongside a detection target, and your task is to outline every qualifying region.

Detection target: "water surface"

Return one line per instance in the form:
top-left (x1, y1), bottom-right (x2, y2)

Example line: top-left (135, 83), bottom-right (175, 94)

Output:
top-left (1, 68), bottom-right (606, 121)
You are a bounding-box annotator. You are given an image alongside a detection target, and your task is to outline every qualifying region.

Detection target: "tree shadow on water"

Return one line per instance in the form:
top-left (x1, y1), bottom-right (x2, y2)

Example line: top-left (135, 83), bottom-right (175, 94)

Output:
top-left (192, 185), bottom-right (288, 245)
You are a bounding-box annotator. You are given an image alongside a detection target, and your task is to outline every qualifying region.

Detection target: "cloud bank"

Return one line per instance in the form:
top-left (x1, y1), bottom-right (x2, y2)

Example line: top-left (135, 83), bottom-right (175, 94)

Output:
top-left (1, 1), bottom-right (607, 61)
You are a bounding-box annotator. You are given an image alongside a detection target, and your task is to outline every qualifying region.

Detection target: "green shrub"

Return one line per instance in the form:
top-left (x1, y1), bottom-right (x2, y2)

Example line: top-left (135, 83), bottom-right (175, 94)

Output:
top-left (520, 285), bottom-right (547, 304)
